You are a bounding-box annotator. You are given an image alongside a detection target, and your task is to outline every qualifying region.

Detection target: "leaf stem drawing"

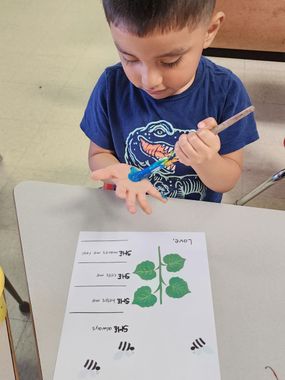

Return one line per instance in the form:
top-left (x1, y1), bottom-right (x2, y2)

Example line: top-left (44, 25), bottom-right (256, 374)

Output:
top-left (132, 246), bottom-right (190, 307)
top-left (154, 246), bottom-right (166, 304)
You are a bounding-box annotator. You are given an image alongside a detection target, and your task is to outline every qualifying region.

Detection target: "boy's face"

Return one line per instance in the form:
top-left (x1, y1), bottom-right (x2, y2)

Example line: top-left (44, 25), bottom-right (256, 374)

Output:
top-left (110, 21), bottom-right (214, 99)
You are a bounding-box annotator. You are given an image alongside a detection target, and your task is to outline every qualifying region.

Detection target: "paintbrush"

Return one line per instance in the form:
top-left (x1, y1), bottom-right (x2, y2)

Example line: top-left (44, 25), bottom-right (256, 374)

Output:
top-left (128, 105), bottom-right (255, 182)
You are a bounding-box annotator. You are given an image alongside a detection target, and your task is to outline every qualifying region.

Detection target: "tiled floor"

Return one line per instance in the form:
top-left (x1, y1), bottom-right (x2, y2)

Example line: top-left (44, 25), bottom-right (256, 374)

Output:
top-left (0, 1), bottom-right (284, 379)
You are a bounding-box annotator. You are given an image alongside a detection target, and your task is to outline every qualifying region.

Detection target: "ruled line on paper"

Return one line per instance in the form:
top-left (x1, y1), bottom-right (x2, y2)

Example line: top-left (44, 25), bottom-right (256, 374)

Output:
top-left (69, 311), bottom-right (124, 314)
top-left (80, 239), bottom-right (129, 242)
top-left (74, 285), bottom-right (127, 288)
top-left (77, 261), bottom-right (128, 264)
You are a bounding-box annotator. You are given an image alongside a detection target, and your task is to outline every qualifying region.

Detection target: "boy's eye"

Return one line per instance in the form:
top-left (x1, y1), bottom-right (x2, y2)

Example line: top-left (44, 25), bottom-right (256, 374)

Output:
top-left (161, 56), bottom-right (183, 68)
top-left (122, 56), bottom-right (138, 64)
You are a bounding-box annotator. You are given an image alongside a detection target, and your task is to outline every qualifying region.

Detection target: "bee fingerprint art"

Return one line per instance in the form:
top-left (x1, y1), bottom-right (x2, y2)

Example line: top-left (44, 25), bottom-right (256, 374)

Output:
top-left (191, 338), bottom-right (206, 351)
top-left (83, 359), bottom-right (101, 371)
top-left (118, 341), bottom-right (135, 352)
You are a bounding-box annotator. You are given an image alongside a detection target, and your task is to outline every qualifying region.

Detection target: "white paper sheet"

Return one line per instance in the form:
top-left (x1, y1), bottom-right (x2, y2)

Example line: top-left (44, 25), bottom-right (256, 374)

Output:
top-left (53, 231), bottom-right (220, 380)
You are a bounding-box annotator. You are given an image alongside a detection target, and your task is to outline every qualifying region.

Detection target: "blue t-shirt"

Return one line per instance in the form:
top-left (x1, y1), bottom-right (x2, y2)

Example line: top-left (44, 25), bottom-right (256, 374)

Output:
top-left (81, 56), bottom-right (258, 202)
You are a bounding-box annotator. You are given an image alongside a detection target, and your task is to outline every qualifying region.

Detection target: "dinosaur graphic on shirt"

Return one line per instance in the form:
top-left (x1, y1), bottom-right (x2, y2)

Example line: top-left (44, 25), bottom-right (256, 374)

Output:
top-left (124, 120), bottom-right (206, 199)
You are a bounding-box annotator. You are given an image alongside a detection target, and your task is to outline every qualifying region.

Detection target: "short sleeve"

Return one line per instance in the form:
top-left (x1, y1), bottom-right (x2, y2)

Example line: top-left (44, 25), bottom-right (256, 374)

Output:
top-left (80, 72), bottom-right (115, 151)
top-left (218, 73), bottom-right (259, 155)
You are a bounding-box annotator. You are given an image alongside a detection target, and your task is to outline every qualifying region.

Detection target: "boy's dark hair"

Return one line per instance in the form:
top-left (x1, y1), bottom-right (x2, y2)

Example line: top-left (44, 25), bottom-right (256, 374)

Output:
top-left (102, 0), bottom-right (216, 36)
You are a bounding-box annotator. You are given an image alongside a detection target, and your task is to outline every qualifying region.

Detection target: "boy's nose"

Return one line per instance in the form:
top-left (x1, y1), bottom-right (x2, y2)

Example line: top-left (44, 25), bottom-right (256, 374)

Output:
top-left (141, 68), bottom-right (163, 90)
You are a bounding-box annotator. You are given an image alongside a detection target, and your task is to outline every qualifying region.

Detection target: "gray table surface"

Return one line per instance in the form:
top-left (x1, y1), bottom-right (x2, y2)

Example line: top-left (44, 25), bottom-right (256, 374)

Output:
top-left (14, 181), bottom-right (285, 380)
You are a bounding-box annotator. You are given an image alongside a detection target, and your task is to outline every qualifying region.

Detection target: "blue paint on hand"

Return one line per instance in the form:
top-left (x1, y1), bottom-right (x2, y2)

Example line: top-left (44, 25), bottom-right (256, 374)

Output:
top-left (128, 157), bottom-right (169, 182)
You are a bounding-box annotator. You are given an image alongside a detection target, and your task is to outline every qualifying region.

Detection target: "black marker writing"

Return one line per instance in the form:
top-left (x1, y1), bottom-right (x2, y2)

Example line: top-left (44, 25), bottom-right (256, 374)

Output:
top-left (114, 325), bottom-right (129, 333)
top-left (173, 238), bottom-right (192, 244)
top-left (118, 273), bottom-right (130, 280)
top-left (117, 298), bottom-right (130, 304)
top-left (119, 250), bottom-right (132, 256)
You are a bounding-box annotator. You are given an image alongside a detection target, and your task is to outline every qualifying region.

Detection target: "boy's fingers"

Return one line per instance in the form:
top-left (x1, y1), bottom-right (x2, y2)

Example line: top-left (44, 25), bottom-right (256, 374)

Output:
top-left (197, 128), bottom-right (220, 148)
top-left (187, 132), bottom-right (204, 151)
top-left (147, 186), bottom-right (167, 203)
top-left (91, 167), bottom-right (115, 181)
top-left (197, 117), bottom-right (217, 130)
top-left (137, 193), bottom-right (152, 214)
top-left (179, 132), bottom-right (198, 155)
top-left (115, 185), bottom-right (127, 200)
top-left (176, 140), bottom-right (197, 160)
top-left (126, 191), bottom-right (137, 214)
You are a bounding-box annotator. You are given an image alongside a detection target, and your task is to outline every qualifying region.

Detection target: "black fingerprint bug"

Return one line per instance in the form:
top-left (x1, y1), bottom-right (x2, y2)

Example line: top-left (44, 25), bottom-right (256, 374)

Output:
top-left (83, 359), bottom-right (101, 371)
top-left (118, 341), bottom-right (135, 351)
top-left (191, 338), bottom-right (206, 351)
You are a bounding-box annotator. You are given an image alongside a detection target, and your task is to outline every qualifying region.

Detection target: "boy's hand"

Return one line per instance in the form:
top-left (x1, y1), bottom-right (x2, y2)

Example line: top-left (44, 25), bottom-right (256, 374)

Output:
top-left (175, 117), bottom-right (221, 167)
top-left (91, 163), bottom-right (166, 215)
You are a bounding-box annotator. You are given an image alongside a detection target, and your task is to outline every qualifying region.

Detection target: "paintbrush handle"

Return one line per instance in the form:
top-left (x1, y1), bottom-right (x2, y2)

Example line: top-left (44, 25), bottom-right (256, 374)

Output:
top-left (212, 105), bottom-right (255, 135)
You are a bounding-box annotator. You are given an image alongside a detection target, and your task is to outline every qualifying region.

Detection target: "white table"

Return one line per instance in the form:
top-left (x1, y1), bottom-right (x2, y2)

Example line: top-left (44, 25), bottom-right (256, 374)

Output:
top-left (14, 181), bottom-right (285, 380)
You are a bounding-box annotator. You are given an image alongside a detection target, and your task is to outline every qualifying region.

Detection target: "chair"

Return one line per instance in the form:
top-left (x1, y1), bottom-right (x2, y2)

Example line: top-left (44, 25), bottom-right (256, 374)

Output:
top-left (0, 267), bottom-right (6, 323)
top-left (0, 267), bottom-right (20, 380)
top-left (4, 275), bottom-right (30, 314)
top-left (236, 137), bottom-right (285, 206)
top-left (236, 168), bottom-right (285, 206)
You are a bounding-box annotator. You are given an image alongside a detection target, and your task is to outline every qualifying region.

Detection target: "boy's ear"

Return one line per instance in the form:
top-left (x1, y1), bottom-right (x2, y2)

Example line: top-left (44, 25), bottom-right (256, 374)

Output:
top-left (203, 11), bottom-right (225, 49)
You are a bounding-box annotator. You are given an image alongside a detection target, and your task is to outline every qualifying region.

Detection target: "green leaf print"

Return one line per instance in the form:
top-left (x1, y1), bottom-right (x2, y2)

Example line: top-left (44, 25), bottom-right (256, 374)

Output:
top-left (163, 254), bottom-right (186, 272)
top-left (134, 261), bottom-right (156, 280)
top-left (166, 277), bottom-right (191, 298)
top-left (132, 286), bottom-right (157, 307)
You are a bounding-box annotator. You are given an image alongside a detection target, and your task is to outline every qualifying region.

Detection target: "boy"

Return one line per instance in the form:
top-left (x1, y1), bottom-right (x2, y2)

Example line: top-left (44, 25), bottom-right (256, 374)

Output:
top-left (80, 0), bottom-right (259, 214)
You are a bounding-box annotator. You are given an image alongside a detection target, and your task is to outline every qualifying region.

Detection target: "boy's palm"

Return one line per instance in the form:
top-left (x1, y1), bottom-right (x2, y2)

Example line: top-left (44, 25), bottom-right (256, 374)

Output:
top-left (91, 163), bottom-right (166, 214)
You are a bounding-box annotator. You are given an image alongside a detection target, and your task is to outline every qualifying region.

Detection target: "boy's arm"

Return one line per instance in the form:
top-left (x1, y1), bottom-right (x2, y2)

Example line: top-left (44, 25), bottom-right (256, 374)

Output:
top-left (88, 141), bottom-right (119, 171)
top-left (193, 149), bottom-right (243, 193)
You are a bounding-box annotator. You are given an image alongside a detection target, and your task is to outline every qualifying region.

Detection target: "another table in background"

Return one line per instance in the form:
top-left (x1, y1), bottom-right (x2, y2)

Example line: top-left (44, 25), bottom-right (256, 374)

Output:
top-left (205, 0), bottom-right (285, 61)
